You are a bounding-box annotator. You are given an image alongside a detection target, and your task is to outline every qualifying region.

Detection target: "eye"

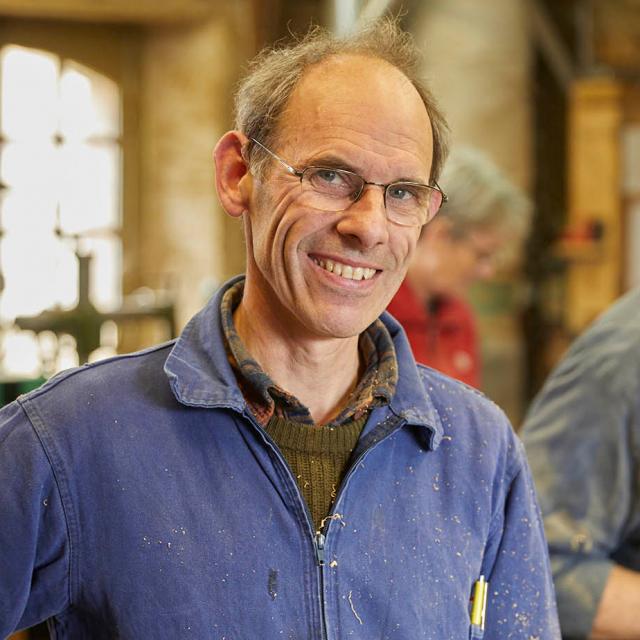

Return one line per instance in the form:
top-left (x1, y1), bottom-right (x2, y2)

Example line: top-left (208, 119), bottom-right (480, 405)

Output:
top-left (387, 184), bottom-right (418, 202)
top-left (307, 167), bottom-right (358, 195)
top-left (316, 169), bottom-right (343, 185)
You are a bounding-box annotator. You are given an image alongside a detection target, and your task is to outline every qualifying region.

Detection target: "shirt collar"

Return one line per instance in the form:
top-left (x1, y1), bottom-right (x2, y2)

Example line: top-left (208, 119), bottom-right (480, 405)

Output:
top-left (220, 279), bottom-right (397, 427)
top-left (164, 276), bottom-right (443, 448)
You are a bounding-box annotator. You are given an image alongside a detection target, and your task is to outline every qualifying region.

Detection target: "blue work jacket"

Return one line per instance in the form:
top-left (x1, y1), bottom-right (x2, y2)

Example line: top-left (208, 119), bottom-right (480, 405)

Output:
top-left (0, 277), bottom-right (560, 639)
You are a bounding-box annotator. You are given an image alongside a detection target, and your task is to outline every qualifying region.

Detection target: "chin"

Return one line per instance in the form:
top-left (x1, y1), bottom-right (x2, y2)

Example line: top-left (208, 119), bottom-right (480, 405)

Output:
top-left (311, 312), bottom-right (377, 340)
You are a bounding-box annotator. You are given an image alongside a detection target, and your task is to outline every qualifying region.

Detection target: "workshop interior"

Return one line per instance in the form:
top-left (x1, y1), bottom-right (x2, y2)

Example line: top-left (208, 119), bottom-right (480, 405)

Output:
top-left (1, 1), bottom-right (639, 636)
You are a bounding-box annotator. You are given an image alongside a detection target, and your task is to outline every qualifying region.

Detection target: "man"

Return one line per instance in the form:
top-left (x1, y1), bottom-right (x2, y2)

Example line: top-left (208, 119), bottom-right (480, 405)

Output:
top-left (387, 147), bottom-right (531, 387)
top-left (521, 289), bottom-right (640, 639)
top-left (0, 20), bottom-right (559, 638)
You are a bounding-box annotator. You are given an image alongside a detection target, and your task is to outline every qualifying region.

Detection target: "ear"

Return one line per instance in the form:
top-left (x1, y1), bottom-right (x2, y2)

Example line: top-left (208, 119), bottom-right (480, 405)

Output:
top-left (213, 130), bottom-right (253, 218)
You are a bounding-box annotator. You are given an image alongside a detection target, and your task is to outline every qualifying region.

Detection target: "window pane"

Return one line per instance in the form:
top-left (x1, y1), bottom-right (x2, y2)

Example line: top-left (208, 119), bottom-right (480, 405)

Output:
top-left (58, 141), bottom-right (121, 233)
top-left (0, 232), bottom-right (78, 320)
top-left (1, 141), bottom-right (60, 194)
top-left (1, 190), bottom-right (57, 235)
top-left (1, 328), bottom-right (41, 378)
top-left (60, 61), bottom-right (121, 140)
top-left (1, 45), bottom-right (59, 141)
top-left (0, 46), bottom-right (122, 372)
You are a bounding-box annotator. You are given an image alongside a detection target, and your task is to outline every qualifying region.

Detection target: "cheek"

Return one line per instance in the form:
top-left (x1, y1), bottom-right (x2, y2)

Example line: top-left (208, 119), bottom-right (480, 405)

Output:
top-left (392, 230), bottom-right (420, 268)
top-left (248, 190), bottom-right (302, 265)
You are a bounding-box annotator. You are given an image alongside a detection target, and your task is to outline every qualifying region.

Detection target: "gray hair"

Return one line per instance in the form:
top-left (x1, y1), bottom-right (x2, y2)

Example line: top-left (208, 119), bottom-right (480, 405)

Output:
top-left (234, 18), bottom-right (448, 182)
top-left (437, 147), bottom-right (532, 240)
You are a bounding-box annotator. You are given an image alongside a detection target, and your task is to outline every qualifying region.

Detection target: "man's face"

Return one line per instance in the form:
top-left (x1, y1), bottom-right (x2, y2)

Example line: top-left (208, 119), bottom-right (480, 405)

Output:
top-left (243, 55), bottom-right (434, 340)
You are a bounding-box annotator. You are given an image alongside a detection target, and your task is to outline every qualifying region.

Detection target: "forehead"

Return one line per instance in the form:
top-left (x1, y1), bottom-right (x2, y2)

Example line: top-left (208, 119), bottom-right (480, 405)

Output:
top-left (278, 54), bottom-right (434, 181)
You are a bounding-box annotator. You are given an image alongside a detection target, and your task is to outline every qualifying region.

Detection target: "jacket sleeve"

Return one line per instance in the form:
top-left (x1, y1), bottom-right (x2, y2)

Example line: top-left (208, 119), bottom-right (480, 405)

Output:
top-left (521, 364), bottom-right (630, 639)
top-left (0, 399), bottom-right (70, 635)
top-left (481, 440), bottom-right (561, 639)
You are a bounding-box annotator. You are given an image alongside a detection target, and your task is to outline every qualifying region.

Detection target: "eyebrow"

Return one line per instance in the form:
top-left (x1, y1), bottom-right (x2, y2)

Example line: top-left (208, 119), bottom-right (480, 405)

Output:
top-left (304, 154), bottom-right (357, 172)
top-left (303, 153), bottom-right (428, 185)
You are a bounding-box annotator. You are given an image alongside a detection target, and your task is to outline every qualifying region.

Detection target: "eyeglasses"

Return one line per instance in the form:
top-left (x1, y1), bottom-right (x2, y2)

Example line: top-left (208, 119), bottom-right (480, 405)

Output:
top-left (249, 138), bottom-right (447, 228)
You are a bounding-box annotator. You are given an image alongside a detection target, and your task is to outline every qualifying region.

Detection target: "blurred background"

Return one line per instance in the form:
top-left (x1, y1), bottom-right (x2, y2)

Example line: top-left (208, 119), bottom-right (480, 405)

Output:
top-left (1, 0), bottom-right (639, 637)
top-left (0, 0), bottom-right (638, 470)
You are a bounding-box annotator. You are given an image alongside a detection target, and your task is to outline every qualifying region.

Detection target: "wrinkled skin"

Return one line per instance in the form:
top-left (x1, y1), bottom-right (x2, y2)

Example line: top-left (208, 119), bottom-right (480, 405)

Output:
top-left (239, 55), bottom-right (434, 343)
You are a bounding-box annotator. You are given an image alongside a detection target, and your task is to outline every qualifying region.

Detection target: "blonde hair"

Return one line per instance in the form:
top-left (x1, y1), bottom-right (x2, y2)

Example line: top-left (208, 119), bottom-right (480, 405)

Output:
top-left (234, 18), bottom-right (448, 182)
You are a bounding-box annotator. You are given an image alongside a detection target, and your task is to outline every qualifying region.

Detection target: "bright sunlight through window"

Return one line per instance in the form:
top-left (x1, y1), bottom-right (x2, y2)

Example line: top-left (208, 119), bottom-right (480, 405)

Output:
top-left (0, 45), bottom-right (122, 377)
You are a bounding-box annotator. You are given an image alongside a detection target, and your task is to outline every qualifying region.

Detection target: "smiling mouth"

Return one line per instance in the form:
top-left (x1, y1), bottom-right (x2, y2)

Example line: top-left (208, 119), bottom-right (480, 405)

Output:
top-left (312, 257), bottom-right (377, 281)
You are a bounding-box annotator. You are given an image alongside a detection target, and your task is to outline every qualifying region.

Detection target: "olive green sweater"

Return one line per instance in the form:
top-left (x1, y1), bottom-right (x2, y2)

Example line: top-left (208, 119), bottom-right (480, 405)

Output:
top-left (265, 415), bottom-right (367, 531)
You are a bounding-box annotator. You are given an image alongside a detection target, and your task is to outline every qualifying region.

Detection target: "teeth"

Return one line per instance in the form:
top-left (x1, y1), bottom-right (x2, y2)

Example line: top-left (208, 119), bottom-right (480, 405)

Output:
top-left (313, 258), bottom-right (376, 281)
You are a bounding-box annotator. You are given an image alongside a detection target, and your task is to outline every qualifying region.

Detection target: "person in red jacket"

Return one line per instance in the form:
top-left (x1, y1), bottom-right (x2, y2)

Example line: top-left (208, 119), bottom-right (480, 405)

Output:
top-left (387, 147), bottom-right (531, 387)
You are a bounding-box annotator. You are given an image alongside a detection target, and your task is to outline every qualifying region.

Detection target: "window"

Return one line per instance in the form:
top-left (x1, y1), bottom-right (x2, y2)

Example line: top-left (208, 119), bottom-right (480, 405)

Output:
top-left (0, 44), bottom-right (122, 377)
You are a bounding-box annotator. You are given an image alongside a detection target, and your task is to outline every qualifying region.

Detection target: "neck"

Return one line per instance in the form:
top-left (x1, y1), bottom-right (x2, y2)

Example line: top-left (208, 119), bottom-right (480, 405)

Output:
top-left (234, 280), bottom-right (361, 425)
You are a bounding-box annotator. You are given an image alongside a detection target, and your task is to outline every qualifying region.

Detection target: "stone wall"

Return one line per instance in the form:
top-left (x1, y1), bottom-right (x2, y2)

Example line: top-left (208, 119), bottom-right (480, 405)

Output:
top-left (138, 4), bottom-right (253, 329)
top-left (412, 0), bottom-right (531, 187)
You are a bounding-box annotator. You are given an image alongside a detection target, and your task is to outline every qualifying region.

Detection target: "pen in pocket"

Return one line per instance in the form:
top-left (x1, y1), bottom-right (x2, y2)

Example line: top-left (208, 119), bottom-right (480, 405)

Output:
top-left (470, 574), bottom-right (488, 635)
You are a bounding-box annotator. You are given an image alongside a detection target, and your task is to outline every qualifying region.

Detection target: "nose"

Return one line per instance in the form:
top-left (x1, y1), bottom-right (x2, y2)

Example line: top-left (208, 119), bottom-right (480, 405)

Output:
top-left (335, 185), bottom-right (389, 248)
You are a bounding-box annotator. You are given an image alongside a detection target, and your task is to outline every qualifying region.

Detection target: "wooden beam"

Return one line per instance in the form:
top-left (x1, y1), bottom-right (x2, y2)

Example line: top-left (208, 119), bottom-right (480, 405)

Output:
top-left (566, 78), bottom-right (624, 333)
top-left (594, 0), bottom-right (640, 73)
top-left (0, 0), bottom-right (217, 24)
top-left (527, 0), bottom-right (575, 93)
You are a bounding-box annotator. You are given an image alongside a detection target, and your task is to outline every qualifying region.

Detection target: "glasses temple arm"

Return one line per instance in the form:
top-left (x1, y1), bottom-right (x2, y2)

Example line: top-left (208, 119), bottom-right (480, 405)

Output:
top-left (249, 138), bottom-right (300, 177)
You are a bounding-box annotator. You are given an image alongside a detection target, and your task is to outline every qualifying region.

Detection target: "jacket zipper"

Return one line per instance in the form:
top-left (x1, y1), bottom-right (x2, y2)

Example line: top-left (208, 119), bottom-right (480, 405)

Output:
top-left (314, 532), bottom-right (326, 565)
top-left (243, 410), bottom-right (407, 640)
top-left (314, 416), bottom-right (407, 638)
top-left (314, 531), bottom-right (328, 640)
top-left (243, 411), bottom-right (328, 639)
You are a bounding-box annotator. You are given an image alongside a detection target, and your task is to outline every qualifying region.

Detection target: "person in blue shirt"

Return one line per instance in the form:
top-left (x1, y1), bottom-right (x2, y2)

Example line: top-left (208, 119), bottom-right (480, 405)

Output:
top-left (0, 18), bottom-right (560, 639)
top-left (521, 288), bottom-right (640, 639)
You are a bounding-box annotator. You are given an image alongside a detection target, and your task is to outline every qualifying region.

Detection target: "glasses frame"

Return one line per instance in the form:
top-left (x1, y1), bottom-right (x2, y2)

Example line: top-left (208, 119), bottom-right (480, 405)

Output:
top-left (248, 138), bottom-right (447, 227)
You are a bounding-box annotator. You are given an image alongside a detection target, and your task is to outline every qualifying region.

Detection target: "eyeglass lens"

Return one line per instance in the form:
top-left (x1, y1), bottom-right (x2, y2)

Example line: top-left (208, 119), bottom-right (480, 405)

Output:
top-left (300, 167), bottom-right (442, 226)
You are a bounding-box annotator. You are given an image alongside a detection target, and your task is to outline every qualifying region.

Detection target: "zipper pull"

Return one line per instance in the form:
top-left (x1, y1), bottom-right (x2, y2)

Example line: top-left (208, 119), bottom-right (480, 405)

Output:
top-left (315, 532), bottom-right (326, 566)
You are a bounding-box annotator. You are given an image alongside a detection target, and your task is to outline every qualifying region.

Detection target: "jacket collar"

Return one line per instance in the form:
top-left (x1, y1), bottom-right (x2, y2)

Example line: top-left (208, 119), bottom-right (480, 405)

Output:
top-left (382, 309), bottom-right (444, 450)
top-left (164, 276), bottom-right (443, 450)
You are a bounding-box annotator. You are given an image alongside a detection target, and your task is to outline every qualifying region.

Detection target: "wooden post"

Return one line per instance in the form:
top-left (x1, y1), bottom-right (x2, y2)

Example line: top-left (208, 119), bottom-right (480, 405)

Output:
top-left (565, 77), bottom-right (623, 334)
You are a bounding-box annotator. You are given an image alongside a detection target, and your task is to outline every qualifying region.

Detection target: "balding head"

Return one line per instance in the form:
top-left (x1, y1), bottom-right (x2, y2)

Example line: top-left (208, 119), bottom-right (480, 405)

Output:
top-left (235, 18), bottom-right (448, 183)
